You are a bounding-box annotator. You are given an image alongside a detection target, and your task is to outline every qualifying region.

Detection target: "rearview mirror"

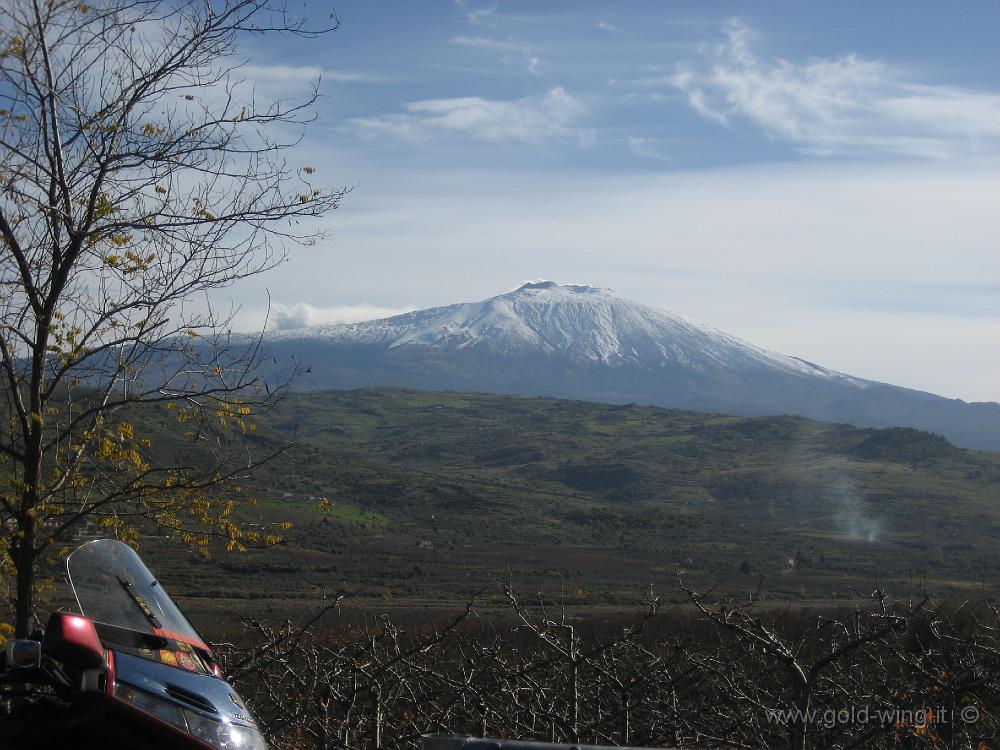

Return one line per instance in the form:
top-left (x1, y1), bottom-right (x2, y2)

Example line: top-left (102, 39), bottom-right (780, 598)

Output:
top-left (5, 639), bottom-right (41, 669)
top-left (42, 612), bottom-right (105, 670)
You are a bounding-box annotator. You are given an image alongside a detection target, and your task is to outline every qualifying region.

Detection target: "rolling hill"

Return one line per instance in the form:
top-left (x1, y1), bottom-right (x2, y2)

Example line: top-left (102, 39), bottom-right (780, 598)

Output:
top-left (130, 389), bottom-right (1000, 622)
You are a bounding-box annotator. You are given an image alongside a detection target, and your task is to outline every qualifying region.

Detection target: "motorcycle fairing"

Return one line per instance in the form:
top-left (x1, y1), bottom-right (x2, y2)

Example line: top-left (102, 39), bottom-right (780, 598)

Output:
top-left (113, 651), bottom-right (260, 731)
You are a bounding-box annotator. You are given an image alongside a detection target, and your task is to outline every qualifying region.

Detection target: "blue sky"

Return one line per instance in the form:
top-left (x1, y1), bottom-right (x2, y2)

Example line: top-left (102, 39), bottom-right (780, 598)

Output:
top-left (228, 1), bottom-right (1000, 402)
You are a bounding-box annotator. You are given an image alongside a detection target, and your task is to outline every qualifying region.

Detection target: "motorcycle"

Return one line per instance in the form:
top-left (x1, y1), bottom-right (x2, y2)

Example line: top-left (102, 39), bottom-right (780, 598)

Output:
top-left (0, 539), bottom-right (267, 749)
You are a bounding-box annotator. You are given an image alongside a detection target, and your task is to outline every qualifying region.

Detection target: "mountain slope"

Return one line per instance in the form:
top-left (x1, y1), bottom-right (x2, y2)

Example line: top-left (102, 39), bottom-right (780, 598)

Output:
top-left (262, 282), bottom-right (1000, 451)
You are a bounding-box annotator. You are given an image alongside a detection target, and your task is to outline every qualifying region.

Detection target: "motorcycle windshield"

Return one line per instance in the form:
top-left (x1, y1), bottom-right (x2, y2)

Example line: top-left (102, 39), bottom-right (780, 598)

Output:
top-left (67, 539), bottom-right (208, 651)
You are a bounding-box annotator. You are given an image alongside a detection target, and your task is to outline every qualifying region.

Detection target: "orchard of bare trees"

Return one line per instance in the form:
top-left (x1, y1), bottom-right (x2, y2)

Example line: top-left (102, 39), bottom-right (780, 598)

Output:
top-left (218, 581), bottom-right (1000, 750)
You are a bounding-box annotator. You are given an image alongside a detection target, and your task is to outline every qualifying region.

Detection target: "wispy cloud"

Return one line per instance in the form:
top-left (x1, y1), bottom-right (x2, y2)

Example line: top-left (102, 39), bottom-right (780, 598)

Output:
top-left (454, 0), bottom-right (497, 27)
top-left (627, 136), bottom-right (670, 162)
top-left (324, 70), bottom-right (394, 84)
top-left (241, 64), bottom-right (323, 82)
top-left (451, 36), bottom-right (521, 53)
top-left (352, 87), bottom-right (591, 145)
top-left (270, 303), bottom-right (413, 331)
top-left (241, 64), bottom-right (391, 86)
top-left (670, 19), bottom-right (1000, 157)
top-left (596, 19), bottom-right (622, 34)
top-left (451, 35), bottom-right (540, 75)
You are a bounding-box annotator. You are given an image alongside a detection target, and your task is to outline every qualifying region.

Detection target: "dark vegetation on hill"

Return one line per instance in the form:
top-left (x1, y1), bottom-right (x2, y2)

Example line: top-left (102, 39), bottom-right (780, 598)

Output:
top-left (850, 427), bottom-right (960, 464)
top-left (102, 388), bottom-right (1000, 626)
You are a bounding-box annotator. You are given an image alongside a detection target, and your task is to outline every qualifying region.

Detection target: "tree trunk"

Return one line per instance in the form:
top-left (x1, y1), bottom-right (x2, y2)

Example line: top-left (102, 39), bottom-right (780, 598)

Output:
top-left (15, 402), bottom-right (42, 638)
top-left (14, 513), bottom-right (35, 637)
top-left (790, 682), bottom-right (810, 750)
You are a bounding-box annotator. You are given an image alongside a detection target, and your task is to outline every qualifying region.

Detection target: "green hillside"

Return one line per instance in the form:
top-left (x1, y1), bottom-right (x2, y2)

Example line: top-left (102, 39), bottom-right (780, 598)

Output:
top-left (129, 388), bottom-right (1000, 623)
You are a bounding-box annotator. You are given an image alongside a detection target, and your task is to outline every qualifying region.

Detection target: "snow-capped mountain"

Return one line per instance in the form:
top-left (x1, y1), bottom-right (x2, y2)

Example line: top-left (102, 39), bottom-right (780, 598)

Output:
top-left (264, 282), bottom-right (1000, 451)
top-left (277, 282), bottom-right (855, 379)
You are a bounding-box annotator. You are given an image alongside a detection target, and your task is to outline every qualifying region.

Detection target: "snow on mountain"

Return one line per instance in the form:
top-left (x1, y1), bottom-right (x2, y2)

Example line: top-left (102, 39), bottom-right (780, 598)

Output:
top-left (271, 281), bottom-right (868, 386)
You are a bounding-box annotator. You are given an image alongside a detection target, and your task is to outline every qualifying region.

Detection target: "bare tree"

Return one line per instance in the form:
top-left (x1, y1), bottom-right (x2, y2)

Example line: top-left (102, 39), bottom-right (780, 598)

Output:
top-left (0, 0), bottom-right (344, 635)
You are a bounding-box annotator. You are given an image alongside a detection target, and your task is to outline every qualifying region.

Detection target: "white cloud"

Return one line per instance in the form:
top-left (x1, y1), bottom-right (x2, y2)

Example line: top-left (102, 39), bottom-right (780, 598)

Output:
top-left (450, 36), bottom-right (517, 52)
top-left (596, 19), bottom-right (622, 34)
top-left (324, 70), bottom-right (393, 84)
top-left (352, 87), bottom-right (590, 144)
top-left (451, 35), bottom-right (540, 75)
top-left (269, 303), bottom-right (413, 331)
top-left (241, 64), bottom-right (324, 82)
top-left (627, 136), bottom-right (670, 162)
top-left (240, 64), bottom-right (390, 86)
top-left (454, 0), bottom-right (497, 27)
top-left (670, 19), bottom-right (1000, 157)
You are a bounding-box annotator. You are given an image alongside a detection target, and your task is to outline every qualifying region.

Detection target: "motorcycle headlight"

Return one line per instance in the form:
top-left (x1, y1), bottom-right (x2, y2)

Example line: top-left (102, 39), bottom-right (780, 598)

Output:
top-left (185, 710), bottom-right (268, 750)
top-left (114, 682), bottom-right (188, 732)
top-left (114, 682), bottom-right (268, 750)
